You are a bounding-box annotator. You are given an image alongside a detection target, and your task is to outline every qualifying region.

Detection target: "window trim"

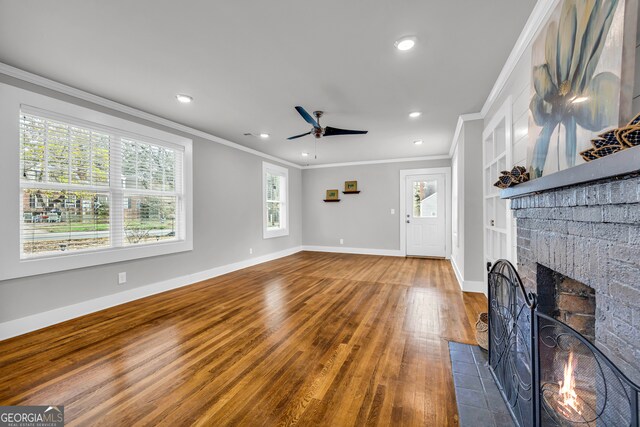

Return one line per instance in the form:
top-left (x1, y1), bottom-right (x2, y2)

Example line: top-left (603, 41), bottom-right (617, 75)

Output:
top-left (262, 161), bottom-right (289, 239)
top-left (0, 82), bottom-right (193, 280)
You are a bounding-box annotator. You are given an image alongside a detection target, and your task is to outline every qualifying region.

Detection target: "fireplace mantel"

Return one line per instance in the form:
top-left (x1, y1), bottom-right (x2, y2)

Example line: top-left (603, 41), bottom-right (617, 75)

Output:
top-left (500, 147), bottom-right (640, 199)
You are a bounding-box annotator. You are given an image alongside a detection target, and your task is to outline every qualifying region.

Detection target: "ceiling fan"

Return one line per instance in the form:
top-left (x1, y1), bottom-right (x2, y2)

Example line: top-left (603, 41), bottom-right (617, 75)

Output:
top-left (287, 106), bottom-right (368, 140)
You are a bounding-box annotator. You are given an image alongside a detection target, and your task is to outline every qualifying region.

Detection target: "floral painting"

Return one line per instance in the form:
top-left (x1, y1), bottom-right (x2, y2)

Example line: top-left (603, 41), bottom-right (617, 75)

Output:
top-left (528, 0), bottom-right (629, 179)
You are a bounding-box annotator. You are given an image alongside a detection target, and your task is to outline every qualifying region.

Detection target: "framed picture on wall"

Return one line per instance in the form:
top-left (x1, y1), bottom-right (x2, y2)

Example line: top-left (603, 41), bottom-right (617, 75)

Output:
top-left (325, 189), bottom-right (339, 200)
top-left (344, 181), bottom-right (358, 192)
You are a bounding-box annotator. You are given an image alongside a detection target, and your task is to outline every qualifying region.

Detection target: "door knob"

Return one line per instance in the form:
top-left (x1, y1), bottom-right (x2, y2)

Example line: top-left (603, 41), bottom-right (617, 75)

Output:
top-left (406, 220), bottom-right (410, 223)
top-left (491, 219), bottom-right (495, 227)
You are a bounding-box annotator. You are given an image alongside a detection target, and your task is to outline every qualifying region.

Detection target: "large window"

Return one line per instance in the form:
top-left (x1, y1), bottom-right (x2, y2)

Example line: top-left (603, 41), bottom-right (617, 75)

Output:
top-left (19, 109), bottom-right (186, 258)
top-left (0, 85), bottom-right (192, 280)
top-left (262, 162), bottom-right (288, 239)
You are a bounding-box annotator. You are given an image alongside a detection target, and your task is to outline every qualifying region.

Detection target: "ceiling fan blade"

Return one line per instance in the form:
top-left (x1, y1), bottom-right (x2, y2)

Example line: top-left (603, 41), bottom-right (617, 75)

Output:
top-left (323, 126), bottom-right (368, 137)
top-left (287, 131), bottom-right (312, 140)
top-left (295, 106), bottom-right (319, 128)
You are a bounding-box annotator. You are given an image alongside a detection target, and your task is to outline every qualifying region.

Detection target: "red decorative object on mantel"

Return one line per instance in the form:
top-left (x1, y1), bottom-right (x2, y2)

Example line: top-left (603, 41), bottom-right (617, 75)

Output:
top-left (580, 112), bottom-right (640, 162)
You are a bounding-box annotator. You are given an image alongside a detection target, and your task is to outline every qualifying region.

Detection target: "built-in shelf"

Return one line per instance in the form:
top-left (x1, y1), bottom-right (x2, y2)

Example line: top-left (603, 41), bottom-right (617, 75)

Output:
top-left (342, 191), bottom-right (360, 194)
top-left (501, 146), bottom-right (640, 199)
top-left (323, 199), bottom-right (340, 202)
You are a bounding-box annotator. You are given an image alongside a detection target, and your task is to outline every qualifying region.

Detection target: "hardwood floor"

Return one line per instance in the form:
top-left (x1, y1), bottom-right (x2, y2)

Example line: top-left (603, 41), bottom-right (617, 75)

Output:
top-left (0, 251), bottom-right (487, 426)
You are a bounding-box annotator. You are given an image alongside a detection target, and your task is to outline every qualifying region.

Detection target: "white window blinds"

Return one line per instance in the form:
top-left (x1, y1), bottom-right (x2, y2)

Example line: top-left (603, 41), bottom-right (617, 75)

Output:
top-left (19, 108), bottom-right (185, 258)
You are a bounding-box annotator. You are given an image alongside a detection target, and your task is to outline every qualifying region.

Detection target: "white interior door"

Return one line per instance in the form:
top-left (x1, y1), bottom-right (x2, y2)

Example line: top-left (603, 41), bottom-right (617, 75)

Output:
top-left (405, 173), bottom-right (446, 257)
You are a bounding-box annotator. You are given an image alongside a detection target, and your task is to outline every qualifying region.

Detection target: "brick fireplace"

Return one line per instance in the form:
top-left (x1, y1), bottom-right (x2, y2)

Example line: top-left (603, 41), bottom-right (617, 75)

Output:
top-left (509, 174), bottom-right (640, 380)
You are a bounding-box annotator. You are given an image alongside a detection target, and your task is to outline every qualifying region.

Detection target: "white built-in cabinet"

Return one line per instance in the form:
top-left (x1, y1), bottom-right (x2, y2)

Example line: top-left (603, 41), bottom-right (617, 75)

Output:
top-left (482, 98), bottom-right (513, 280)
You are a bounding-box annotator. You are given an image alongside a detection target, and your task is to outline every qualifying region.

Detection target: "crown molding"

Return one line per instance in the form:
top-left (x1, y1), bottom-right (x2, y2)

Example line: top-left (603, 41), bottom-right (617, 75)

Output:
top-left (0, 62), bottom-right (302, 169)
top-left (448, 112), bottom-right (483, 157)
top-left (301, 155), bottom-right (451, 169)
top-left (480, 0), bottom-right (558, 118)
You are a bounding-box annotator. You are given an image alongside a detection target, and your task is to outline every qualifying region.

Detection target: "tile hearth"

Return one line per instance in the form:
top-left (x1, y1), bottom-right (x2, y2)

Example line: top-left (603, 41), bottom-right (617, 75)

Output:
top-left (449, 342), bottom-right (514, 426)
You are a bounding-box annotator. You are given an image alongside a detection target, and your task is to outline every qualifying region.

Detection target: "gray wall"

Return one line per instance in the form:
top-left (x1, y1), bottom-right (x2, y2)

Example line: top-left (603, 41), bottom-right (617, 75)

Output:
top-left (0, 74), bottom-right (302, 323)
top-left (461, 120), bottom-right (485, 282)
top-left (451, 135), bottom-right (464, 276)
top-left (302, 159), bottom-right (450, 250)
top-left (451, 119), bottom-right (485, 289)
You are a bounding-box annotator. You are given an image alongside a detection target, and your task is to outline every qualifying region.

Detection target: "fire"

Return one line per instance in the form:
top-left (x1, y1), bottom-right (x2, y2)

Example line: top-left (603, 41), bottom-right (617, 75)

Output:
top-left (557, 351), bottom-right (582, 417)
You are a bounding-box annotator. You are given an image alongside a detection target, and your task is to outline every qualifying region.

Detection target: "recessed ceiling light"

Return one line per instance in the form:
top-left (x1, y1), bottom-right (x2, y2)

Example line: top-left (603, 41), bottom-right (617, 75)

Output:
top-left (176, 94), bottom-right (193, 104)
top-left (572, 96), bottom-right (589, 104)
top-left (301, 152), bottom-right (309, 157)
top-left (395, 36), bottom-right (416, 51)
top-left (409, 111), bottom-right (422, 118)
top-left (259, 133), bottom-right (270, 138)
top-left (413, 140), bottom-right (423, 145)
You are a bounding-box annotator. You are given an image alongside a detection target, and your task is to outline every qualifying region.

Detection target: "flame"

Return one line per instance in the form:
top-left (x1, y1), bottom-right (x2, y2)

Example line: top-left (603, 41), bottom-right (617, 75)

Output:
top-left (557, 351), bottom-right (582, 417)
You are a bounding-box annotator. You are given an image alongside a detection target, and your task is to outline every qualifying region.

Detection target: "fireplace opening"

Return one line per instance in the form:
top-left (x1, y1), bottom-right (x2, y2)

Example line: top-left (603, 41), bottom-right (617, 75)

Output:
top-left (489, 260), bottom-right (640, 427)
top-left (536, 264), bottom-right (596, 342)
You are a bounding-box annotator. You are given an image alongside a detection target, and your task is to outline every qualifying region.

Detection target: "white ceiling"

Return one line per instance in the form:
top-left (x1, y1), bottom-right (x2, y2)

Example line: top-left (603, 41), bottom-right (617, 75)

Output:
top-left (0, 0), bottom-right (535, 165)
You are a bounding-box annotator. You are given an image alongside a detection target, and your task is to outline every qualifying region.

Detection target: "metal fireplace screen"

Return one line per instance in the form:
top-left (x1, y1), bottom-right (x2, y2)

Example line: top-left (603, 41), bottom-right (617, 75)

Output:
top-left (488, 260), bottom-right (640, 427)
top-left (488, 260), bottom-right (536, 427)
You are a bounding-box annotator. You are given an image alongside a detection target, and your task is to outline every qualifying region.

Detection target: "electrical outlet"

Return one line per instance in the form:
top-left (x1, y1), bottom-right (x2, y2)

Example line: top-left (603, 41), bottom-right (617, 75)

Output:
top-left (339, 238), bottom-right (344, 245)
top-left (249, 248), bottom-right (253, 255)
top-left (118, 272), bottom-right (127, 285)
top-left (390, 208), bottom-right (395, 215)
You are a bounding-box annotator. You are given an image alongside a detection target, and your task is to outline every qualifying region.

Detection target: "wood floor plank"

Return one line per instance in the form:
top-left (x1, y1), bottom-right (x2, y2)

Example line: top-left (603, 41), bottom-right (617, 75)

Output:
top-left (0, 251), bottom-right (487, 426)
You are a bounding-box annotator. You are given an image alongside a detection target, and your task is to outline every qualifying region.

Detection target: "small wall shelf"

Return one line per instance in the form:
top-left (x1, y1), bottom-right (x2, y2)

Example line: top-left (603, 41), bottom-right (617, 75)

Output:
top-left (323, 199), bottom-right (340, 202)
top-left (342, 191), bottom-right (360, 194)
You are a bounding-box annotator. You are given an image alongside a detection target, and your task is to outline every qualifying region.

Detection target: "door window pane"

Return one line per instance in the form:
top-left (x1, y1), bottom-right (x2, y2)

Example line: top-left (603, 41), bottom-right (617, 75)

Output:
top-left (413, 180), bottom-right (437, 218)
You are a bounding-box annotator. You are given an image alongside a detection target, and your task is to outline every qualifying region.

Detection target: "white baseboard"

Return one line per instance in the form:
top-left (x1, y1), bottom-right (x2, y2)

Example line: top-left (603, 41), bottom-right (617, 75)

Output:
top-left (450, 257), bottom-right (465, 291)
top-left (462, 280), bottom-right (487, 295)
top-left (0, 246), bottom-right (303, 341)
top-left (301, 245), bottom-right (404, 257)
top-left (450, 257), bottom-right (486, 295)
